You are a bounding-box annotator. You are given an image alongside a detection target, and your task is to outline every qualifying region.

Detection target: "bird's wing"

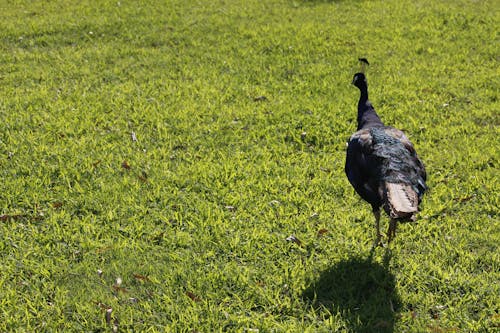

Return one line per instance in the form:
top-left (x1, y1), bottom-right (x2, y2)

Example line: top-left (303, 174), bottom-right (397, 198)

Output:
top-left (345, 129), bottom-right (372, 185)
top-left (345, 129), bottom-right (381, 206)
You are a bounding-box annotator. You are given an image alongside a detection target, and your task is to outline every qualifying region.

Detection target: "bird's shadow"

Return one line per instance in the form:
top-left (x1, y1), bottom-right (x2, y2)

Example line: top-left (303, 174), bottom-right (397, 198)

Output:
top-left (303, 251), bottom-right (401, 332)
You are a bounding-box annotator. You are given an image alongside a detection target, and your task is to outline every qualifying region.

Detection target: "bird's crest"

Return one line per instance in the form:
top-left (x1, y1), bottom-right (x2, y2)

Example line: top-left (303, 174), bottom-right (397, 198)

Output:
top-left (358, 58), bottom-right (369, 73)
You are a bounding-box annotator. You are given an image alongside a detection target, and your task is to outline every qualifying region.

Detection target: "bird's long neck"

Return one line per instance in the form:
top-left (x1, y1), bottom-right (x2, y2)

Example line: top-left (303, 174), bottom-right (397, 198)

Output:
top-left (357, 86), bottom-right (383, 130)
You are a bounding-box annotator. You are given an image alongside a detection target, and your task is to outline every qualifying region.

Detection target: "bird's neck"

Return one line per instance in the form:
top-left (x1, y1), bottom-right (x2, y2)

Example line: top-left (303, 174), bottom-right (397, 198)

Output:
top-left (357, 87), bottom-right (383, 130)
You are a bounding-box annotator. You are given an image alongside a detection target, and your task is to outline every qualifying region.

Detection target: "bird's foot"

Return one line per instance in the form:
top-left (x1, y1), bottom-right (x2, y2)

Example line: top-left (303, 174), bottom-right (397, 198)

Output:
top-left (387, 233), bottom-right (395, 244)
top-left (387, 220), bottom-right (397, 243)
top-left (372, 234), bottom-right (386, 248)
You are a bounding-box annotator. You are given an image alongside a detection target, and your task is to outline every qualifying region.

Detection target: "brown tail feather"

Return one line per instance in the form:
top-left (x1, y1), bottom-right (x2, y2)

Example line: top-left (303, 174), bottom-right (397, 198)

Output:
top-left (383, 182), bottom-right (418, 220)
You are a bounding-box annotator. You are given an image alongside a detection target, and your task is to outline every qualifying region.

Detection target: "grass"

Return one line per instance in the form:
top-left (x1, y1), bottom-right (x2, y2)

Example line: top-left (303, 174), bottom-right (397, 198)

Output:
top-left (0, 0), bottom-right (498, 331)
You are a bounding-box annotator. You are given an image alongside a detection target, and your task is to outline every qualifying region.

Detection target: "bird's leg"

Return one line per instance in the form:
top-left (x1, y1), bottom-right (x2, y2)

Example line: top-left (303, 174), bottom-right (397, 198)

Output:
top-left (387, 219), bottom-right (397, 243)
top-left (373, 209), bottom-right (383, 247)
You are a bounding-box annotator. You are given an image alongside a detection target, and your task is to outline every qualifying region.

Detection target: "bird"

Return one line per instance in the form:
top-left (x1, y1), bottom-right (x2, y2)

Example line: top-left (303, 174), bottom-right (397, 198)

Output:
top-left (345, 58), bottom-right (427, 246)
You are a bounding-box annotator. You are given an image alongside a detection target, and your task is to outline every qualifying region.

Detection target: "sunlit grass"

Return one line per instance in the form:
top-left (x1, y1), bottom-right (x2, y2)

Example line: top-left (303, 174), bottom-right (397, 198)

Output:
top-left (0, 0), bottom-right (498, 331)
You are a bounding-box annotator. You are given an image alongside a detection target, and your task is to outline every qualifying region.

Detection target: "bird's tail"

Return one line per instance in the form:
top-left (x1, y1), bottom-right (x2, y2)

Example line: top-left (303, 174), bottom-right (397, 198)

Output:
top-left (383, 182), bottom-right (419, 221)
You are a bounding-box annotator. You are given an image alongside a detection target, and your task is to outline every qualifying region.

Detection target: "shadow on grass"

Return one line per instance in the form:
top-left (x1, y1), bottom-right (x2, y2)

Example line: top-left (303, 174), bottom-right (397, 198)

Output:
top-left (303, 251), bottom-right (400, 333)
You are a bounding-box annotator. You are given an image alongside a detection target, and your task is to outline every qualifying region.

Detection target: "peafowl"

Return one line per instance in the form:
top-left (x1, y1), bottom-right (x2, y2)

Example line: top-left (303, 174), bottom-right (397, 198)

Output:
top-left (345, 59), bottom-right (427, 246)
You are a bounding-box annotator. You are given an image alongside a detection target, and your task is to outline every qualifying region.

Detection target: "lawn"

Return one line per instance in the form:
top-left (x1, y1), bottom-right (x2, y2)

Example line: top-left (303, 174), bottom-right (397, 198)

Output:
top-left (0, 0), bottom-right (498, 332)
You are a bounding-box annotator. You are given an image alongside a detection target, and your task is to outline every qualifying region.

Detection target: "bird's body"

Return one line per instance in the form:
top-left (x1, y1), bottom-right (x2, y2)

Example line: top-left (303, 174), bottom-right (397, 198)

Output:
top-left (345, 69), bottom-right (426, 245)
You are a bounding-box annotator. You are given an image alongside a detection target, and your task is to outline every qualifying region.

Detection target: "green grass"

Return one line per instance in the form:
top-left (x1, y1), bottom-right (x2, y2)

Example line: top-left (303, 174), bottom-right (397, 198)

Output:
top-left (0, 0), bottom-right (498, 331)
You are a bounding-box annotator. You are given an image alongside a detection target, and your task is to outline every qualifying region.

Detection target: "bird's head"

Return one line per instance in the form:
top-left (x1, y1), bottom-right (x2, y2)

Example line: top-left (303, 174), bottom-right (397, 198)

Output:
top-left (352, 72), bottom-right (367, 88)
top-left (352, 58), bottom-right (369, 89)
